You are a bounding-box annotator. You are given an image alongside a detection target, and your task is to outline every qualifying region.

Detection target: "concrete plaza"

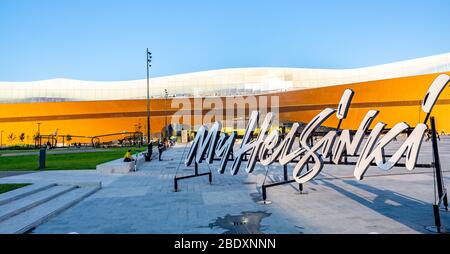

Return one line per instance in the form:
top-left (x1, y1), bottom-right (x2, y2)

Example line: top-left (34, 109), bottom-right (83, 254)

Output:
top-left (1, 137), bottom-right (449, 234)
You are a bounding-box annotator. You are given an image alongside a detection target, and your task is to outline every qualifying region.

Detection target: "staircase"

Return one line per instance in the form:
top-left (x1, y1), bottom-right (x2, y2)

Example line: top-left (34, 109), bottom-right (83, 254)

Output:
top-left (0, 182), bottom-right (100, 234)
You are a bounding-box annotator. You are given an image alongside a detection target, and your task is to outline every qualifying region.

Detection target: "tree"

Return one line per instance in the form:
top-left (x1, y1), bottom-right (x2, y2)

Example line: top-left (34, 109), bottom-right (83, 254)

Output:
top-left (19, 133), bottom-right (25, 143)
top-left (7, 133), bottom-right (16, 143)
top-left (66, 134), bottom-right (72, 144)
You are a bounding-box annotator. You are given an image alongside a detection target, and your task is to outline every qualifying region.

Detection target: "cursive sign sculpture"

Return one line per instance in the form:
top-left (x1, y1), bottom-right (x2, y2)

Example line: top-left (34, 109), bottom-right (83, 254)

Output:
top-left (185, 74), bottom-right (450, 184)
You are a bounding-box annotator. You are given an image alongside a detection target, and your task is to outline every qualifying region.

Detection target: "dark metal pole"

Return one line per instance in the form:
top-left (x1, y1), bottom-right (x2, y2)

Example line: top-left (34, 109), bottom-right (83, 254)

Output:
top-left (262, 185), bottom-right (267, 201)
top-left (424, 113), bottom-right (431, 125)
top-left (336, 119), bottom-right (343, 130)
top-left (283, 165), bottom-right (288, 181)
top-left (433, 205), bottom-right (442, 233)
top-left (431, 117), bottom-right (445, 203)
top-left (146, 49), bottom-right (151, 144)
top-left (165, 89), bottom-right (168, 138)
top-left (429, 116), bottom-right (449, 233)
top-left (37, 122), bottom-right (41, 147)
top-left (146, 49), bottom-right (153, 161)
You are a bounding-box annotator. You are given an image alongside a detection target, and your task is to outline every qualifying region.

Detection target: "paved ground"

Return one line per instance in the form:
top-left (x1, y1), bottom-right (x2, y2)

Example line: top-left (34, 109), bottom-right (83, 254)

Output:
top-left (0, 171), bottom-right (35, 178)
top-left (1, 137), bottom-right (449, 234)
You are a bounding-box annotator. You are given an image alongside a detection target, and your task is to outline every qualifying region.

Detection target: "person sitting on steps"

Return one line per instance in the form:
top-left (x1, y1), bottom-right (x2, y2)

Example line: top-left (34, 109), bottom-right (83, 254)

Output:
top-left (123, 149), bottom-right (134, 162)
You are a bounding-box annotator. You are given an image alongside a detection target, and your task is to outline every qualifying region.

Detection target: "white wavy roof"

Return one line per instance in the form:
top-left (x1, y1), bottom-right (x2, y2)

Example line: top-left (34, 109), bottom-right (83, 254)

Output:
top-left (1, 52), bottom-right (449, 103)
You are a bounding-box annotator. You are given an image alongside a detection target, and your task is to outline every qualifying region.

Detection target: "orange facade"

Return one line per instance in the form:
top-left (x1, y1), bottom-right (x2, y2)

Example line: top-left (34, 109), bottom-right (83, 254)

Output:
top-left (1, 71), bottom-right (449, 146)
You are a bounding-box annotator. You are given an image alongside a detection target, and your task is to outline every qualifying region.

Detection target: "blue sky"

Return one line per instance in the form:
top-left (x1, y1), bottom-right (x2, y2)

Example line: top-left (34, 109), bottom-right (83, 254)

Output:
top-left (1, 0), bottom-right (450, 81)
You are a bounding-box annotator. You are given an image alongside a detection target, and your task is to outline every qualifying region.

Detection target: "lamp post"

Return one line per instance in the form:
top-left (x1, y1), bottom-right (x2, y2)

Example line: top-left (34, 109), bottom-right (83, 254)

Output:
top-left (164, 89), bottom-right (168, 138)
top-left (37, 122), bottom-right (41, 147)
top-left (147, 49), bottom-right (152, 143)
top-left (146, 49), bottom-right (153, 161)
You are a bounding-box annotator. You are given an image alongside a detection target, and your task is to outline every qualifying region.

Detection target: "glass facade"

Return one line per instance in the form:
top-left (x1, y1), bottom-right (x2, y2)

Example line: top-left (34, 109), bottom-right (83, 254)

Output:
top-left (0, 53), bottom-right (449, 103)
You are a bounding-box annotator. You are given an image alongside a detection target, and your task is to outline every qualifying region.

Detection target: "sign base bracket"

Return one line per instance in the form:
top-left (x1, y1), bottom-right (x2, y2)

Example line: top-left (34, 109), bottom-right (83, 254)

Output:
top-left (173, 162), bottom-right (212, 192)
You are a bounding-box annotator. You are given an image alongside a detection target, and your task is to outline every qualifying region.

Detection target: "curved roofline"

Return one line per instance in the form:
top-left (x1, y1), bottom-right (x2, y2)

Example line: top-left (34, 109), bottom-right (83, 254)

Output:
top-left (1, 52), bottom-right (449, 103)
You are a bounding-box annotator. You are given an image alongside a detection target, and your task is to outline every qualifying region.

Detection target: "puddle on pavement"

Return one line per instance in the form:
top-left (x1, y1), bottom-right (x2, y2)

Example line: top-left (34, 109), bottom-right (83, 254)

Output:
top-left (208, 211), bottom-right (271, 234)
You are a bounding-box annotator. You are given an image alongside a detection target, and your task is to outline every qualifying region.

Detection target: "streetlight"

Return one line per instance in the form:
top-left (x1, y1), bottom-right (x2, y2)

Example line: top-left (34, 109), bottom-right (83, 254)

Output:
top-left (146, 49), bottom-right (153, 161)
top-left (164, 89), bottom-right (169, 138)
top-left (37, 122), bottom-right (41, 147)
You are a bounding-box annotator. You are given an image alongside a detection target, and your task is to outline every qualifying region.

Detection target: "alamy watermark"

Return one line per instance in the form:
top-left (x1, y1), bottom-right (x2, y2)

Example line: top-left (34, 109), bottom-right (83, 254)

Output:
top-left (170, 95), bottom-right (280, 130)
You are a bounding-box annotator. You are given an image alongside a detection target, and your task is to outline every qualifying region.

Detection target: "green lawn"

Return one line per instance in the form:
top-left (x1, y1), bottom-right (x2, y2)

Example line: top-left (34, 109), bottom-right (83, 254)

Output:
top-left (0, 183), bottom-right (31, 194)
top-left (0, 149), bottom-right (39, 155)
top-left (0, 147), bottom-right (145, 171)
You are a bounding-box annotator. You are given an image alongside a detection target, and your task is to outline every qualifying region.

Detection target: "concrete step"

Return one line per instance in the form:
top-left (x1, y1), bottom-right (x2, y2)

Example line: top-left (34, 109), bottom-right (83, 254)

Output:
top-left (0, 185), bottom-right (76, 223)
top-left (0, 186), bottom-right (100, 234)
top-left (0, 183), bottom-right (56, 206)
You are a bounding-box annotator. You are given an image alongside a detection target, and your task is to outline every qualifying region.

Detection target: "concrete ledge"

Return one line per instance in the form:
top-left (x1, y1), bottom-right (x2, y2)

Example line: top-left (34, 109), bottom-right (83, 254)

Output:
top-left (57, 182), bottom-right (102, 189)
top-left (96, 153), bottom-right (146, 174)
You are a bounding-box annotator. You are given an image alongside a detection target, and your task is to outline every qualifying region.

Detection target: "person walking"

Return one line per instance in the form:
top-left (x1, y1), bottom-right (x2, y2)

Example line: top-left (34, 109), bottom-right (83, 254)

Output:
top-left (158, 139), bottom-right (164, 161)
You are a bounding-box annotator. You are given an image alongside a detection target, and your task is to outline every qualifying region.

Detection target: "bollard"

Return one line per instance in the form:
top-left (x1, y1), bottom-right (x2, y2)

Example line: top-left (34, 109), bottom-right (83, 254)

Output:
top-left (39, 148), bottom-right (46, 169)
top-left (145, 142), bottom-right (152, 161)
